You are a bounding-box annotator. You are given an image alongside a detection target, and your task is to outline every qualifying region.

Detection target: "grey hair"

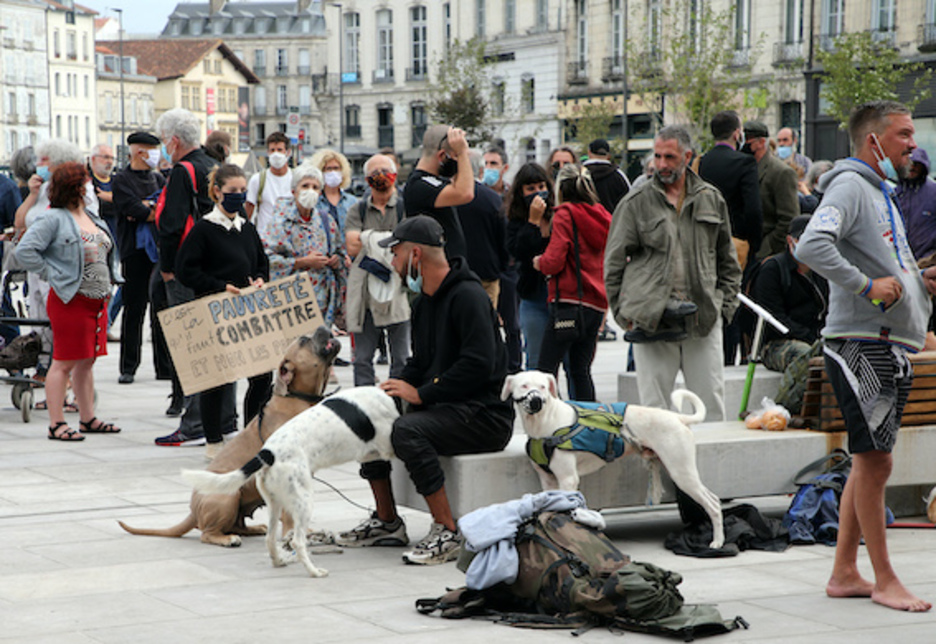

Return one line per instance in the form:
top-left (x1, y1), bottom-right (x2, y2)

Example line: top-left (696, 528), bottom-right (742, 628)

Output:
top-left (155, 108), bottom-right (202, 148)
top-left (36, 139), bottom-right (82, 168)
top-left (363, 153), bottom-right (398, 176)
top-left (468, 149), bottom-right (483, 177)
top-left (90, 143), bottom-right (112, 157)
top-left (641, 152), bottom-right (654, 172)
top-left (806, 160), bottom-right (834, 191)
top-left (848, 100), bottom-right (911, 149)
top-left (656, 125), bottom-right (693, 153)
top-left (291, 159), bottom-right (324, 190)
top-left (10, 146), bottom-right (36, 182)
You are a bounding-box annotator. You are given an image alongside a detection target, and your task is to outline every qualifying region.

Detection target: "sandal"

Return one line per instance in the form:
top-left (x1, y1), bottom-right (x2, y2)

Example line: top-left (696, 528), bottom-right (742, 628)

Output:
top-left (48, 421), bottom-right (85, 441)
top-left (35, 399), bottom-right (79, 412)
top-left (79, 416), bottom-right (121, 434)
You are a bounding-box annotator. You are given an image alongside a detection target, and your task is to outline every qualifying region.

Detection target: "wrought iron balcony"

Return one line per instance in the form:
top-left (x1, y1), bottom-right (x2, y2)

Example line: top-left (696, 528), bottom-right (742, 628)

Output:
top-left (919, 23), bottom-right (936, 52)
top-left (567, 60), bottom-right (588, 85)
top-left (601, 55), bottom-right (624, 81)
top-left (406, 66), bottom-right (428, 81)
top-left (772, 41), bottom-right (803, 66)
top-left (373, 68), bottom-right (394, 83)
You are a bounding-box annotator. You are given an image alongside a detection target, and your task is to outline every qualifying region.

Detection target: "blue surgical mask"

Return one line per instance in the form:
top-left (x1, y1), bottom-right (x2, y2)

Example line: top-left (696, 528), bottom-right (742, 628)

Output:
top-left (871, 133), bottom-right (899, 182)
top-left (406, 253), bottom-right (423, 294)
top-left (221, 191), bottom-right (247, 214)
top-left (776, 145), bottom-right (793, 160)
top-left (482, 168), bottom-right (501, 186)
top-left (36, 165), bottom-right (51, 181)
top-left (161, 143), bottom-right (170, 163)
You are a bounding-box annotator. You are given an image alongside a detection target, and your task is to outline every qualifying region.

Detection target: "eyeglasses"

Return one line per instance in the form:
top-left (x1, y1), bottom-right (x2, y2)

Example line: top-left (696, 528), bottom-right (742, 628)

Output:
top-left (437, 133), bottom-right (448, 151)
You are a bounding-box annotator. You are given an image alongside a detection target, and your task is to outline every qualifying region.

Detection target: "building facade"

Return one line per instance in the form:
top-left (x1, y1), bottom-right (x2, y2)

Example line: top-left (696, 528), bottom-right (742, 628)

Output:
top-left (0, 0), bottom-right (51, 162)
top-left (94, 46), bottom-right (157, 159)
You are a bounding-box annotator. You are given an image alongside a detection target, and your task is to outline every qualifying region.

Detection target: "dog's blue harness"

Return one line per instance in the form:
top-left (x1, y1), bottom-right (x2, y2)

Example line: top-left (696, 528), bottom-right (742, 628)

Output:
top-left (525, 401), bottom-right (632, 470)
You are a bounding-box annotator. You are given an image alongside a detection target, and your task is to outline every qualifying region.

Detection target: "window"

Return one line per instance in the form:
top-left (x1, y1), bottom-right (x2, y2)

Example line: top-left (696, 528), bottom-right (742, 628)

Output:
top-left (872, 0), bottom-right (896, 40)
top-left (28, 93), bottom-right (35, 117)
top-left (255, 86), bottom-right (266, 114)
top-left (233, 49), bottom-right (244, 63)
top-left (648, 0), bottom-right (663, 59)
top-left (204, 59), bottom-right (212, 74)
top-left (276, 49), bottom-right (288, 76)
top-left (575, 0), bottom-right (587, 76)
top-left (106, 94), bottom-right (113, 122)
top-left (82, 32), bottom-right (88, 60)
top-left (255, 122), bottom-right (266, 146)
top-left (84, 74), bottom-right (89, 98)
top-left (780, 101), bottom-right (802, 131)
top-left (254, 49), bottom-right (266, 76)
top-left (410, 6), bottom-right (427, 79)
top-left (55, 72), bottom-right (61, 96)
top-left (378, 104), bottom-right (394, 148)
top-left (131, 96), bottom-right (138, 124)
top-left (181, 85), bottom-right (191, 110)
top-left (505, 0), bottom-right (516, 34)
top-left (376, 9), bottom-right (394, 80)
top-left (191, 19), bottom-right (203, 36)
top-left (7, 92), bottom-right (16, 116)
top-left (784, 0), bottom-right (803, 44)
top-left (56, 115), bottom-right (62, 138)
top-left (345, 105), bottom-right (361, 138)
top-left (66, 30), bottom-right (76, 59)
top-left (536, 0), bottom-right (549, 31)
top-left (524, 138), bottom-right (536, 163)
top-left (54, 29), bottom-right (60, 58)
top-left (734, 0), bottom-right (750, 50)
top-left (345, 12), bottom-right (360, 77)
top-left (444, 3), bottom-right (452, 51)
top-left (85, 116), bottom-right (90, 148)
top-left (277, 85), bottom-right (288, 113)
top-left (411, 103), bottom-right (427, 147)
top-left (823, 0), bottom-right (844, 37)
top-left (298, 48), bottom-right (310, 75)
top-left (491, 79), bottom-right (505, 116)
top-left (299, 85), bottom-right (311, 114)
top-left (521, 75), bottom-right (534, 113)
top-left (611, 0), bottom-right (624, 66)
top-left (476, 0), bottom-right (486, 38)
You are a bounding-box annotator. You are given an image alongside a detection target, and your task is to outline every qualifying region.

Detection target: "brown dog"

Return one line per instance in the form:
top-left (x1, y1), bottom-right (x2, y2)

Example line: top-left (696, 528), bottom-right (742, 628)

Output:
top-left (118, 327), bottom-right (341, 546)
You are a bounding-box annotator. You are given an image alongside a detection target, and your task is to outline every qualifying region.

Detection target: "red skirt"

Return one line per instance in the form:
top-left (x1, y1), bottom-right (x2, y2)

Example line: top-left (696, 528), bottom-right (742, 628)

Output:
top-left (47, 289), bottom-right (109, 361)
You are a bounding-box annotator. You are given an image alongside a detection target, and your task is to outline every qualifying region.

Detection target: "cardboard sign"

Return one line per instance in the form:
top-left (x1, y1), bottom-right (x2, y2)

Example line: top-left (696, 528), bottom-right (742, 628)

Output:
top-left (158, 273), bottom-right (324, 396)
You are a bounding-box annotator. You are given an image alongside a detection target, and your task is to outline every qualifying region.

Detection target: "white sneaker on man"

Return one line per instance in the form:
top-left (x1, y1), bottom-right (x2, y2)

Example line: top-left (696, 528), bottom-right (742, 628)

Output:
top-left (402, 522), bottom-right (461, 565)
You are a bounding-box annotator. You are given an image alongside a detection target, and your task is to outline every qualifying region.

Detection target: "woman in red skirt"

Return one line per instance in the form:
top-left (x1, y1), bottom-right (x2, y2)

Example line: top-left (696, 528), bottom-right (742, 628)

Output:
top-left (15, 162), bottom-right (123, 440)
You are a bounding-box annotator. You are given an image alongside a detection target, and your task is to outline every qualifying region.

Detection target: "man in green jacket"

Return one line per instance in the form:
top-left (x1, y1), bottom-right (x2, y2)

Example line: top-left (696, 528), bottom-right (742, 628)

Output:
top-left (743, 121), bottom-right (800, 259)
top-left (605, 125), bottom-right (741, 421)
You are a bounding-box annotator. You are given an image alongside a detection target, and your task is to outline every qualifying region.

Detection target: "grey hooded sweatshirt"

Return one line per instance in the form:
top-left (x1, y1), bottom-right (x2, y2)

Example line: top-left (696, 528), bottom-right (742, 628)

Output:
top-left (795, 158), bottom-right (931, 351)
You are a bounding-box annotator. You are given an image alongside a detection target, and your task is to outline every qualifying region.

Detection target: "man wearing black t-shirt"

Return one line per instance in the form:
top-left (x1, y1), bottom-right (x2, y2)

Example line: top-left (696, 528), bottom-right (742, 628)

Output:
top-left (403, 125), bottom-right (474, 260)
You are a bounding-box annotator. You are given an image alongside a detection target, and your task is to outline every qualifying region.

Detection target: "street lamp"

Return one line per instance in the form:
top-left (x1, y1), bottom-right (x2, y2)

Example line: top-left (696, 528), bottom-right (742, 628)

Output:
top-left (327, 2), bottom-right (344, 155)
top-left (110, 8), bottom-right (126, 159)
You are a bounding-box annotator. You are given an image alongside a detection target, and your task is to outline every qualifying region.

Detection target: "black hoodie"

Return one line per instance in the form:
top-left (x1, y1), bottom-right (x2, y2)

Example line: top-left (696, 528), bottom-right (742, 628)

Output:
top-left (401, 257), bottom-right (509, 407)
top-left (583, 159), bottom-right (630, 215)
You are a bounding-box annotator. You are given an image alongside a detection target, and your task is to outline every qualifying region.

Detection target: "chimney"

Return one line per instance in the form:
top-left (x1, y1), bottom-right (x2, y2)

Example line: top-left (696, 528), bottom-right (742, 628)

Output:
top-left (210, 0), bottom-right (227, 14)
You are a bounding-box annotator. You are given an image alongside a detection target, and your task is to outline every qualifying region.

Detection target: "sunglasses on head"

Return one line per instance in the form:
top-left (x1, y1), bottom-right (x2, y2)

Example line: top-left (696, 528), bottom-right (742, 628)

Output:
top-left (437, 133), bottom-right (448, 151)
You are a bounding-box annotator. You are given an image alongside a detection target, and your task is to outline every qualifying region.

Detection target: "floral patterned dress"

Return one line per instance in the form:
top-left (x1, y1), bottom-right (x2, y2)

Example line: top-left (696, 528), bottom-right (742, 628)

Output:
top-left (316, 189), bottom-right (358, 246)
top-left (262, 196), bottom-right (347, 329)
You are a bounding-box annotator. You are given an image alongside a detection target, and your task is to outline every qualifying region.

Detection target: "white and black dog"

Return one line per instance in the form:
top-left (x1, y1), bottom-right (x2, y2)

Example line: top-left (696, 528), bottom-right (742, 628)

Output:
top-left (502, 371), bottom-right (724, 549)
top-left (182, 386), bottom-right (399, 577)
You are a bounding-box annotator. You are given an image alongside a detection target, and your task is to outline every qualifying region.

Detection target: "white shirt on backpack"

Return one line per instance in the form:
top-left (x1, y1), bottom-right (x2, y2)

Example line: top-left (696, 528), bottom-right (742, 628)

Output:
top-left (246, 168), bottom-right (293, 236)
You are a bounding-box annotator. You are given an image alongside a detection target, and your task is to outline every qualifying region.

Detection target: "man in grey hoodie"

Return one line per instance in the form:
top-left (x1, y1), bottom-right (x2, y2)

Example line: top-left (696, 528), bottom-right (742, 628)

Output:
top-left (796, 100), bottom-right (936, 613)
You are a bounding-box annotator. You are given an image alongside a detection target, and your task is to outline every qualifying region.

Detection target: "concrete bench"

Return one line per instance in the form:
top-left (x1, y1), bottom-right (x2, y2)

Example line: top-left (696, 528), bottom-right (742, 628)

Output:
top-left (392, 422), bottom-right (936, 518)
top-left (618, 366), bottom-right (783, 420)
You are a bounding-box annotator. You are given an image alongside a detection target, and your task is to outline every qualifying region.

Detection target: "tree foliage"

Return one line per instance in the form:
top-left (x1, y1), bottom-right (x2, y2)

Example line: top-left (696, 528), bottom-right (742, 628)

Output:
top-left (626, 0), bottom-right (766, 150)
top-left (565, 101), bottom-right (620, 156)
top-left (816, 31), bottom-right (932, 129)
top-left (428, 38), bottom-right (494, 145)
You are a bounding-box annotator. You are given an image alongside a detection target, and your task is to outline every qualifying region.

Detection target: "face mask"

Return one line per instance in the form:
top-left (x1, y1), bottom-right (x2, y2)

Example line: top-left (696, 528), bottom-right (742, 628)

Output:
top-left (366, 171), bottom-right (397, 192)
top-left (161, 142), bottom-right (172, 163)
top-left (406, 252), bottom-right (423, 294)
top-left (439, 155), bottom-right (458, 178)
top-left (776, 145), bottom-right (793, 160)
top-left (220, 191), bottom-right (247, 214)
top-left (482, 168), bottom-right (501, 186)
top-left (871, 133), bottom-right (899, 182)
top-left (269, 152), bottom-right (289, 170)
top-left (297, 188), bottom-right (320, 209)
top-left (36, 165), bottom-right (51, 181)
top-left (323, 170), bottom-right (343, 188)
top-left (144, 149), bottom-right (161, 169)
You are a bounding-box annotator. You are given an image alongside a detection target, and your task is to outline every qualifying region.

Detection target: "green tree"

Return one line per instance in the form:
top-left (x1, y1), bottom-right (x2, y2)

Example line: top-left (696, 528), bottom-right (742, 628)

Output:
top-left (626, 0), bottom-right (766, 150)
top-left (565, 101), bottom-right (620, 156)
top-left (428, 38), bottom-right (494, 145)
top-left (816, 31), bottom-right (932, 129)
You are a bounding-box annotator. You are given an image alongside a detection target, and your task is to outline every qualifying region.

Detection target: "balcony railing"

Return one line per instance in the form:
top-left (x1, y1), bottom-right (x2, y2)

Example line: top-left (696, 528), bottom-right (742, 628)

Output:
top-left (297, 65), bottom-right (310, 75)
top-left (345, 124), bottom-right (361, 139)
top-left (632, 49), bottom-right (663, 79)
top-left (378, 126), bottom-right (394, 149)
top-left (373, 68), bottom-right (394, 83)
top-left (253, 65), bottom-right (266, 76)
top-left (772, 40), bottom-right (803, 65)
top-left (254, 104), bottom-right (267, 116)
top-left (276, 105), bottom-right (288, 116)
top-left (567, 60), bottom-right (588, 85)
top-left (601, 55), bottom-right (624, 81)
top-left (727, 48), bottom-right (751, 68)
top-left (919, 23), bottom-right (936, 52)
top-left (406, 66), bottom-right (428, 81)
top-left (868, 26), bottom-right (898, 50)
top-left (275, 65), bottom-right (289, 76)
top-left (816, 33), bottom-right (838, 53)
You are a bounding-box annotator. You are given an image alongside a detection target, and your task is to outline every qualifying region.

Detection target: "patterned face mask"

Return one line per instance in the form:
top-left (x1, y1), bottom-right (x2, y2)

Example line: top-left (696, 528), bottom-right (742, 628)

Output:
top-left (366, 170), bottom-right (397, 192)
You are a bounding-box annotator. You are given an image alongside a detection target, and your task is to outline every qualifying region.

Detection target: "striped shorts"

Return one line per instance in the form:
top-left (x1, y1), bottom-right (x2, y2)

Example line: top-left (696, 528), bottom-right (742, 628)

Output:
top-left (823, 339), bottom-right (913, 454)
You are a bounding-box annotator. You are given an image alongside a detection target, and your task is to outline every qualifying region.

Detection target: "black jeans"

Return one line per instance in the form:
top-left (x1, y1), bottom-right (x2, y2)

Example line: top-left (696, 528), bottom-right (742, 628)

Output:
top-left (201, 371), bottom-right (272, 444)
top-left (360, 400), bottom-right (514, 496)
top-left (119, 250), bottom-right (156, 376)
top-left (537, 305), bottom-right (604, 401)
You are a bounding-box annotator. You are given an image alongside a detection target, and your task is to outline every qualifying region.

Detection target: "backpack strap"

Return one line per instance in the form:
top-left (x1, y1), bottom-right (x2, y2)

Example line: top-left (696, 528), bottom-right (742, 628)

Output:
top-left (257, 168), bottom-right (267, 205)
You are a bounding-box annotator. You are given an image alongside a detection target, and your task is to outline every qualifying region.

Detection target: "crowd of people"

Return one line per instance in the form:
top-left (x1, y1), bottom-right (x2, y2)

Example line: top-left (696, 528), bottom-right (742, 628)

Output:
top-left (2, 99), bottom-right (936, 607)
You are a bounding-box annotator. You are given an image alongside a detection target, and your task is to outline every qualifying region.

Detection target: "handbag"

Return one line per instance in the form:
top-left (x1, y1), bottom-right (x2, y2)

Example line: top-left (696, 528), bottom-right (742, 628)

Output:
top-left (549, 215), bottom-right (585, 343)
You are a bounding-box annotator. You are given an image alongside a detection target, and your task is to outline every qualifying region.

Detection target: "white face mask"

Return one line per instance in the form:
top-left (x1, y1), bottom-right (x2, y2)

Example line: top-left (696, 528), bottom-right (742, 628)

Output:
top-left (297, 188), bottom-right (320, 210)
top-left (323, 170), bottom-right (343, 188)
top-left (269, 152), bottom-right (289, 170)
top-left (144, 149), bottom-right (161, 169)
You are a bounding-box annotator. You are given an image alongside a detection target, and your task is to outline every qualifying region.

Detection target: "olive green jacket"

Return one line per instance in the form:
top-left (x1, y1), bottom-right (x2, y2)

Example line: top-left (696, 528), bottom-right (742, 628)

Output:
top-left (604, 170), bottom-right (741, 336)
top-left (756, 151), bottom-right (800, 259)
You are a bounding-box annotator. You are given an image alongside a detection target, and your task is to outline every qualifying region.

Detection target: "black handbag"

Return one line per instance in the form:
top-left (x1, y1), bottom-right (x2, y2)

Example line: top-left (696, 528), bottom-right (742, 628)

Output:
top-left (549, 215), bottom-right (585, 343)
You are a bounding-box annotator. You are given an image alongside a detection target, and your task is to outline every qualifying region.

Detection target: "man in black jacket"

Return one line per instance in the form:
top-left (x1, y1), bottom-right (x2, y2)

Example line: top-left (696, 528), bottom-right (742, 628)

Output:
top-left (336, 216), bottom-right (514, 565)
top-left (112, 132), bottom-right (166, 386)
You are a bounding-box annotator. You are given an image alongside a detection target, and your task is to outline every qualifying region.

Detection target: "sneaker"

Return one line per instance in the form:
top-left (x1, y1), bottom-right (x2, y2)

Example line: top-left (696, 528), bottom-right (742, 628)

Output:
top-left (154, 429), bottom-right (206, 447)
top-left (402, 523), bottom-right (461, 565)
top-left (335, 512), bottom-right (408, 547)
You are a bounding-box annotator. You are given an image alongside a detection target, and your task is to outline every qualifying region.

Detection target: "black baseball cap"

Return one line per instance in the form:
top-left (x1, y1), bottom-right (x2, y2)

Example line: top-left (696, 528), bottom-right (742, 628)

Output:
top-left (588, 138), bottom-right (610, 155)
top-left (127, 131), bottom-right (160, 146)
top-left (378, 215), bottom-right (446, 248)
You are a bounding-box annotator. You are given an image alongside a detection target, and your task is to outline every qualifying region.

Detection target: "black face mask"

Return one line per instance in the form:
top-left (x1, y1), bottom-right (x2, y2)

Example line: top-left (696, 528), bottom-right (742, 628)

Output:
top-left (740, 144), bottom-right (754, 156)
top-left (522, 190), bottom-right (551, 212)
top-left (439, 155), bottom-right (458, 178)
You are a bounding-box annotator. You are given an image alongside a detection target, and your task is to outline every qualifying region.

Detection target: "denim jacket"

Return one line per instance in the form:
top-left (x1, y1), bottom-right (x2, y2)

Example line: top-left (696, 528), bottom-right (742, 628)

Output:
top-left (15, 207), bottom-right (123, 304)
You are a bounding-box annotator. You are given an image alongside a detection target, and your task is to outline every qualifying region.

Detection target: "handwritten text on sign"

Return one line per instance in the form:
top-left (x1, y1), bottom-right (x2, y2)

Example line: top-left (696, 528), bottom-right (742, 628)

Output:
top-left (158, 273), bottom-right (324, 395)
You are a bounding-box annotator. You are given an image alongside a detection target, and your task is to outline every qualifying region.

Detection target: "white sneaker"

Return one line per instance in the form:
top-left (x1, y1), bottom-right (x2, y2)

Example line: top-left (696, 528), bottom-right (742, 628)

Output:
top-left (402, 523), bottom-right (461, 565)
top-left (335, 512), bottom-right (409, 547)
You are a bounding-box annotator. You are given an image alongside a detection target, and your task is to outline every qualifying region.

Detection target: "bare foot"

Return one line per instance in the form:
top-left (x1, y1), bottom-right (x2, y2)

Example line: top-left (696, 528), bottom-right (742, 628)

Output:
top-left (871, 579), bottom-right (932, 612)
top-left (827, 573), bottom-right (874, 598)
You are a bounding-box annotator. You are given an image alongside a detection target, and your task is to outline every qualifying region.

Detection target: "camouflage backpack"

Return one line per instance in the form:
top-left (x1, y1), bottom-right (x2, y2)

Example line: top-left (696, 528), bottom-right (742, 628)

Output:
top-left (418, 511), bottom-right (748, 639)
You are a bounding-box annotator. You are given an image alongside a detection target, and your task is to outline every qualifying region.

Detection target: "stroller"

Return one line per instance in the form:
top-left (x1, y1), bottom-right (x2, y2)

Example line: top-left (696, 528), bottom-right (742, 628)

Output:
top-left (0, 269), bottom-right (50, 422)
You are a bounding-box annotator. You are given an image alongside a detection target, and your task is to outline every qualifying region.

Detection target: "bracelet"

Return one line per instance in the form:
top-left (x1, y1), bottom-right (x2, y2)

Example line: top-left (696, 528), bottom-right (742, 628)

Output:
top-left (859, 278), bottom-right (873, 297)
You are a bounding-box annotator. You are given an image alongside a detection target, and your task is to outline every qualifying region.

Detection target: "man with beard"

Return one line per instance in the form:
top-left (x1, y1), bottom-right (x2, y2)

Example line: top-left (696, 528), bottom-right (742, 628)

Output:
top-left (403, 125), bottom-right (473, 261)
top-left (796, 100), bottom-right (934, 613)
top-left (897, 147), bottom-right (936, 260)
top-left (604, 125), bottom-right (741, 421)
